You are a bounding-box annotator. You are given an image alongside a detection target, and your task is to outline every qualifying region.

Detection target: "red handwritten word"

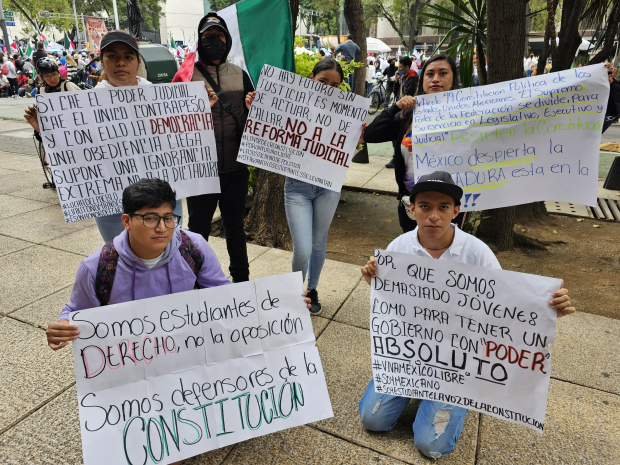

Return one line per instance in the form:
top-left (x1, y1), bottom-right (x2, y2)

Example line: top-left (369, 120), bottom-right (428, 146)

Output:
top-left (150, 113), bottom-right (213, 135)
top-left (485, 340), bottom-right (547, 374)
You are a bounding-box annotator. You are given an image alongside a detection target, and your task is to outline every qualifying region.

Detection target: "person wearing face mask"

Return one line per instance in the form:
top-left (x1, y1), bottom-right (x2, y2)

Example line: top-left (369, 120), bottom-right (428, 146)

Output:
top-left (187, 13), bottom-right (255, 284)
top-left (365, 54), bottom-right (466, 233)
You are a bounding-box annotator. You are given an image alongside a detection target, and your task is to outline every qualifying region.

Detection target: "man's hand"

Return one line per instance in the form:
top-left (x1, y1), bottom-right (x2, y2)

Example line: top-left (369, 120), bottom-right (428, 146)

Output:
top-left (24, 104), bottom-right (39, 132)
top-left (245, 91), bottom-right (257, 110)
top-left (361, 256), bottom-right (378, 285)
top-left (396, 95), bottom-right (416, 110)
top-left (46, 319), bottom-right (80, 350)
top-left (207, 87), bottom-right (218, 107)
top-left (301, 291), bottom-right (312, 310)
top-left (551, 280), bottom-right (575, 318)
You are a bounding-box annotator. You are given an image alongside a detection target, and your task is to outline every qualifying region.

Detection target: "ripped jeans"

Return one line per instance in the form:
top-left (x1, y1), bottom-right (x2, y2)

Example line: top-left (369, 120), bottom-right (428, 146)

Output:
top-left (358, 379), bottom-right (468, 459)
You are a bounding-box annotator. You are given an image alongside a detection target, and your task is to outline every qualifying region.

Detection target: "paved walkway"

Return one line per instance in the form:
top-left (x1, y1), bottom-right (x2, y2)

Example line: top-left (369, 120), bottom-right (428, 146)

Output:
top-left (0, 120), bottom-right (618, 464)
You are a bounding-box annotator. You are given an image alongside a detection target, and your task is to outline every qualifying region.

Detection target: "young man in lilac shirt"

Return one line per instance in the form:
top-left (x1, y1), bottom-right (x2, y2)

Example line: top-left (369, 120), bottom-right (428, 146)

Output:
top-left (47, 178), bottom-right (310, 350)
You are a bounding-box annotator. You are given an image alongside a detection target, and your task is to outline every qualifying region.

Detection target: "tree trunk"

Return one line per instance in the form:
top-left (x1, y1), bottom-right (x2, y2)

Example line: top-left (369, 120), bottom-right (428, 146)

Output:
top-left (343, 0), bottom-right (367, 96)
top-left (290, 0), bottom-right (300, 33)
top-left (588, 0), bottom-right (620, 65)
top-left (335, 0), bottom-right (341, 43)
top-left (536, 0), bottom-right (558, 75)
top-left (408, 0), bottom-right (422, 53)
top-left (477, 0), bottom-right (528, 250)
top-left (524, 2), bottom-right (531, 58)
top-left (244, 170), bottom-right (292, 249)
top-left (552, 0), bottom-right (587, 71)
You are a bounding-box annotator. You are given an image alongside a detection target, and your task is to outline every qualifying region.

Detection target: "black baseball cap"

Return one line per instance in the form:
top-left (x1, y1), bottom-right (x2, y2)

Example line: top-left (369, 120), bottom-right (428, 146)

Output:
top-left (199, 14), bottom-right (226, 34)
top-left (100, 31), bottom-right (140, 54)
top-left (410, 171), bottom-right (463, 206)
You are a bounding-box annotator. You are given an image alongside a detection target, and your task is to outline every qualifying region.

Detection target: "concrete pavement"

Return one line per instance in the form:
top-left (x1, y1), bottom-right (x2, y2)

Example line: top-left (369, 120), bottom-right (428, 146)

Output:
top-left (0, 120), bottom-right (618, 464)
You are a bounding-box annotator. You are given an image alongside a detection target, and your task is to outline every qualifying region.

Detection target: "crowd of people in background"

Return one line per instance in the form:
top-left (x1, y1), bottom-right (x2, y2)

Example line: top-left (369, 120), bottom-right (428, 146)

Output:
top-left (0, 40), bottom-right (98, 98)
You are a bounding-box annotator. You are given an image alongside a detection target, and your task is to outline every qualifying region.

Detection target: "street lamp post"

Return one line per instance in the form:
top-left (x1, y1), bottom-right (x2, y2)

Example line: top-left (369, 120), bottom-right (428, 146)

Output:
top-left (0, 0), bottom-right (12, 57)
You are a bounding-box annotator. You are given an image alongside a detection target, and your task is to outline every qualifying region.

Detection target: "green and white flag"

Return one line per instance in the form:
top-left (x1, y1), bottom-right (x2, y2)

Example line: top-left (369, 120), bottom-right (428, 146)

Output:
top-left (25, 43), bottom-right (33, 58)
top-left (173, 0), bottom-right (295, 84)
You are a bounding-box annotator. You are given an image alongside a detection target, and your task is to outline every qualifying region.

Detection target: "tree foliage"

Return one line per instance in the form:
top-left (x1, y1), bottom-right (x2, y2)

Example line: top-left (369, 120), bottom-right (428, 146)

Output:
top-left (11, 0), bottom-right (74, 35)
top-left (77, 0), bottom-right (166, 31)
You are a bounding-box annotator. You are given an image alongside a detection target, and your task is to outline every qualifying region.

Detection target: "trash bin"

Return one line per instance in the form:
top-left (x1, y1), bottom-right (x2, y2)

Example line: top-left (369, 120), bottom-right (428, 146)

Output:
top-left (138, 44), bottom-right (178, 84)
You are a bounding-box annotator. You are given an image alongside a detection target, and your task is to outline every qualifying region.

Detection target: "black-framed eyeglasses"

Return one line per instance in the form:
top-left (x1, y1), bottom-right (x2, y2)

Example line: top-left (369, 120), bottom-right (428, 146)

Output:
top-left (129, 213), bottom-right (180, 229)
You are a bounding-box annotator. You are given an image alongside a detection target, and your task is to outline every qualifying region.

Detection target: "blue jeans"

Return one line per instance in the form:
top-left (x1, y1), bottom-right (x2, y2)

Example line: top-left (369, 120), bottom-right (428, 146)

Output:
top-left (284, 178), bottom-right (340, 290)
top-left (359, 379), bottom-right (468, 460)
top-left (95, 200), bottom-right (184, 243)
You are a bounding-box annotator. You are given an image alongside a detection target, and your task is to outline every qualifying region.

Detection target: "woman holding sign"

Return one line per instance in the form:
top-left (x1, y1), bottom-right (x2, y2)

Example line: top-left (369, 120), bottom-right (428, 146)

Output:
top-left (364, 54), bottom-right (465, 233)
top-left (246, 59), bottom-right (365, 315)
top-left (79, 31), bottom-right (218, 242)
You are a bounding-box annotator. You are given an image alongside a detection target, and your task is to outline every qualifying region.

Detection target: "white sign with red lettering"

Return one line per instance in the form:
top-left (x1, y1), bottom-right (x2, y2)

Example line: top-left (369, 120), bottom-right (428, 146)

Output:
top-left (238, 65), bottom-right (370, 192)
top-left (36, 82), bottom-right (220, 222)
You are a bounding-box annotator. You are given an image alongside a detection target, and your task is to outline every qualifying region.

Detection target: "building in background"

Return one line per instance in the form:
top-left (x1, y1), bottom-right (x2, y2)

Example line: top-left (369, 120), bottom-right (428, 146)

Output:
top-left (158, 0), bottom-right (211, 47)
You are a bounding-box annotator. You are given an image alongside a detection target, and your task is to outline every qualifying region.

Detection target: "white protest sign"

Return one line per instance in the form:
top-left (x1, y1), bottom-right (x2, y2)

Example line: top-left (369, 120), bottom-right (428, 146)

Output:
top-left (370, 249), bottom-right (561, 432)
top-left (36, 82), bottom-right (220, 222)
top-left (71, 272), bottom-right (332, 465)
top-left (237, 64), bottom-right (370, 192)
top-left (409, 64), bottom-right (609, 211)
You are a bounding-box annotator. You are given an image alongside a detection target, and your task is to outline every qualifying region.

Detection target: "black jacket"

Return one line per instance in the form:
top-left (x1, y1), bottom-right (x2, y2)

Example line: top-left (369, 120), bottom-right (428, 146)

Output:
top-left (364, 104), bottom-right (413, 200)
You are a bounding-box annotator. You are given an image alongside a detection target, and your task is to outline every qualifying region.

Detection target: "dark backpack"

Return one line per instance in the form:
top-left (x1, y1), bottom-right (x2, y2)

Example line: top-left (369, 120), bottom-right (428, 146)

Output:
top-left (95, 230), bottom-right (203, 305)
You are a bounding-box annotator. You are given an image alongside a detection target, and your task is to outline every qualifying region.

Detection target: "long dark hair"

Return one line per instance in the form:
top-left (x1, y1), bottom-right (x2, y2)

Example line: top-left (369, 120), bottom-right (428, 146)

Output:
top-left (310, 58), bottom-right (344, 83)
top-left (415, 54), bottom-right (459, 96)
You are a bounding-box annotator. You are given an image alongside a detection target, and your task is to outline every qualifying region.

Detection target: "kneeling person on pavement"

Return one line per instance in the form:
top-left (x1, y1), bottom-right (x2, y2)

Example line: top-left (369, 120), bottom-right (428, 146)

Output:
top-left (358, 171), bottom-right (575, 459)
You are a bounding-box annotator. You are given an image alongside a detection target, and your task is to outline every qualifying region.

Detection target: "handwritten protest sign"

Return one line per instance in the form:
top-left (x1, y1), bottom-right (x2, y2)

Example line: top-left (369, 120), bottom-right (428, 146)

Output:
top-left (409, 64), bottom-right (609, 211)
top-left (237, 65), bottom-right (370, 192)
top-left (70, 272), bottom-right (333, 465)
top-left (370, 249), bottom-right (561, 432)
top-left (36, 82), bottom-right (220, 222)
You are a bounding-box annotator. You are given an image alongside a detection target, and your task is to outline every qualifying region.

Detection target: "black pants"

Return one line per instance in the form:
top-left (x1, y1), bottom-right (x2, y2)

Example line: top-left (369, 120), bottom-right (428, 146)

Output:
top-left (186, 168), bottom-right (250, 282)
top-left (385, 83), bottom-right (396, 106)
top-left (398, 201), bottom-right (468, 234)
top-left (7, 78), bottom-right (18, 97)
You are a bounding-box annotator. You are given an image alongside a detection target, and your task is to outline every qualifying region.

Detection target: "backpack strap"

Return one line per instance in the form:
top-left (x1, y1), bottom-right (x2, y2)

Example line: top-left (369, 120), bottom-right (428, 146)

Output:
top-left (179, 230), bottom-right (204, 288)
top-left (95, 240), bottom-right (119, 306)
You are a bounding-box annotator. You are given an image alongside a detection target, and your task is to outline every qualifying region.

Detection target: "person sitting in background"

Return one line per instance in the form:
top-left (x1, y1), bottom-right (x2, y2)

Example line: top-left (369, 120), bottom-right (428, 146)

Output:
top-left (0, 74), bottom-right (10, 97)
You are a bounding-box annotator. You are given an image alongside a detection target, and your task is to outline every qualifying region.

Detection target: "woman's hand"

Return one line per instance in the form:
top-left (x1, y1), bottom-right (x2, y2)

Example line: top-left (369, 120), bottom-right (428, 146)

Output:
top-left (361, 256), bottom-right (378, 285)
top-left (358, 123), bottom-right (367, 145)
top-left (551, 280), bottom-right (575, 318)
top-left (396, 95), bottom-right (416, 110)
top-left (245, 91), bottom-right (257, 110)
top-left (24, 104), bottom-right (39, 132)
top-left (207, 87), bottom-right (218, 107)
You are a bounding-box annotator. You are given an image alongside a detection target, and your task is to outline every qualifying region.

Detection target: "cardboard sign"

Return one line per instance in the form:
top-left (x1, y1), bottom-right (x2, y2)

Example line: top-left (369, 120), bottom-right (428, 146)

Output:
top-left (36, 82), bottom-right (220, 222)
top-left (70, 272), bottom-right (333, 465)
top-left (370, 249), bottom-right (561, 432)
top-left (237, 65), bottom-right (370, 192)
top-left (409, 64), bottom-right (609, 211)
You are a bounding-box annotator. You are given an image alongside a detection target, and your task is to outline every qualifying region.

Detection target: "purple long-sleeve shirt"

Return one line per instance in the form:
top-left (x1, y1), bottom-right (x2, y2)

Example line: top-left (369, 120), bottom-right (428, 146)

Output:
top-left (59, 229), bottom-right (230, 320)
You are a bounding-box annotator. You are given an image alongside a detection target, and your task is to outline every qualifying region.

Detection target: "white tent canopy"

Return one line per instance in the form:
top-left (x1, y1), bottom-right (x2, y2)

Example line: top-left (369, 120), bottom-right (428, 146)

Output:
top-left (554, 37), bottom-right (591, 51)
top-left (366, 37), bottom-right (392, 54)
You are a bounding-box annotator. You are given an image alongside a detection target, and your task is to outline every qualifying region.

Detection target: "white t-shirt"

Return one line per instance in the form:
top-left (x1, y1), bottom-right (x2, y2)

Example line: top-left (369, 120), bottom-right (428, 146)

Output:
top-left (136, 252), bottom-right (164, 269)
top-left (95, 76), bottom-right (151, 88)
top-left (6, 60), bottom-right (16, 79)
top-left (387, 224), bottom-right (502, 270)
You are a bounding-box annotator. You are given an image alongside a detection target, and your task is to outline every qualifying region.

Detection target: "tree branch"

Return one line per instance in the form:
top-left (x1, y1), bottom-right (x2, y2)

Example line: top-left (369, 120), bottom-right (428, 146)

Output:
top-left (10, 0), bottom-right (38, 31)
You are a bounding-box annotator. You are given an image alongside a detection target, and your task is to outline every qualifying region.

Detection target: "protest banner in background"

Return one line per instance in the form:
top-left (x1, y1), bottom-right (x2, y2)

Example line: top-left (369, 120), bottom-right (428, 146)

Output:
top-left (35, 82), bottom-right (220, 222)
top-left (84, 16), bottom-right (108, 51)
top-left (370, 249), bottom-right (561, 432)
top-left (410, 64), bottom-right (609, 211)
top-left (71, 272), bottom-right (333, 465)
top-left (237, 65), bottom-right (370, 192)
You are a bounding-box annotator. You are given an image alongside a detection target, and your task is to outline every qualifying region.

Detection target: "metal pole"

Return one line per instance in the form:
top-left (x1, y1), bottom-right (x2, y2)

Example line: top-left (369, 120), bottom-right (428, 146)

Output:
top-left (112, 0), bottom-right (120, 30)
top-left (81, 14), bottom-right (87, 48)
top-left (0, 0), bottom-right (12, 58)
top-left (72, 0), bottom-right (80, 47)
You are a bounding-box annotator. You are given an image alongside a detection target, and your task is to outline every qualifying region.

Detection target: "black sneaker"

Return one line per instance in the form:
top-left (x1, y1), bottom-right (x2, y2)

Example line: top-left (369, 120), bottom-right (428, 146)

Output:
top-left (385, 158), bottom-right (395, 168)
top-left (306, 289), bottom-right (322, 315)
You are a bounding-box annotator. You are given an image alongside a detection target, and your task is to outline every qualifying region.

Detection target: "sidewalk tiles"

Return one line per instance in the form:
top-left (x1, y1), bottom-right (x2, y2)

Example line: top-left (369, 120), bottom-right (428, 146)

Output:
top-left (0, 130), bottom-right (618, 464)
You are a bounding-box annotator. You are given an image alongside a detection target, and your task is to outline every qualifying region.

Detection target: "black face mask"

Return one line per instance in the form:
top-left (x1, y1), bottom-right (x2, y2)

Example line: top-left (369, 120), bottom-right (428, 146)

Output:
top-left (199, 35), bottom-right (227, 63)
